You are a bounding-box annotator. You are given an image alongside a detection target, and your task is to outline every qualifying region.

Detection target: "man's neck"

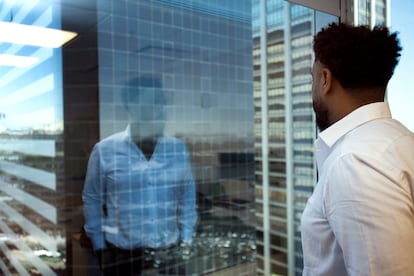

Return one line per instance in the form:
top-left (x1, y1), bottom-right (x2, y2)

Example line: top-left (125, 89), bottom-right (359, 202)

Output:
top-left (135, 137), bottom-right (158, 160)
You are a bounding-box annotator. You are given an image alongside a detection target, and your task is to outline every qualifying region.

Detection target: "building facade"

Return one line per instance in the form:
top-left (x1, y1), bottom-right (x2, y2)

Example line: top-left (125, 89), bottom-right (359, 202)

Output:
top-left (253, 0), bottom-right (389, 275)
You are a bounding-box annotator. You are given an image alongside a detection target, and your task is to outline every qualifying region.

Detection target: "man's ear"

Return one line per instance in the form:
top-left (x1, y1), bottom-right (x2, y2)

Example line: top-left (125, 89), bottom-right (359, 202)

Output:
top-left (321, 68), bottom-right (333, 95)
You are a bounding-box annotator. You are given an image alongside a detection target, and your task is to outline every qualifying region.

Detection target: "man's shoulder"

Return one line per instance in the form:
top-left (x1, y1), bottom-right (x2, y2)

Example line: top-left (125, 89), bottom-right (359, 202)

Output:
top-left (342, 117), bottom-right (411, 142)
top-left (159, 135), bottom-right (191, 155)
top-left (334, 118), bottom-right (414, 160)
top-left (94, 131), bottom-right (126, 149)
top-left (162, 134), bottom-right (186, 146)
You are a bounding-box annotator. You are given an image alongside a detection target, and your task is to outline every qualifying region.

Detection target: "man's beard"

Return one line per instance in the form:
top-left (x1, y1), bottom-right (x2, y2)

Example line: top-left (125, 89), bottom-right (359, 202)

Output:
top-left (313, 100), bottom-right (331, 132)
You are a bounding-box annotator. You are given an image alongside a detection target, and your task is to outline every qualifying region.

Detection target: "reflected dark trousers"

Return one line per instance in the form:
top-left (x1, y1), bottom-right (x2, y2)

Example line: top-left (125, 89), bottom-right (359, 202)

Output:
top-left (97, 244), bottom-right (147, 276)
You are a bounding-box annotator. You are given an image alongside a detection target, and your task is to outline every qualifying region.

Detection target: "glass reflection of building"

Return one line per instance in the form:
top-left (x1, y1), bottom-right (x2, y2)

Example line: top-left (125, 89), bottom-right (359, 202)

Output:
top-left (253, 0), bottom-right (389, 275)
top-left (0, 0), bottom-right (256, 275)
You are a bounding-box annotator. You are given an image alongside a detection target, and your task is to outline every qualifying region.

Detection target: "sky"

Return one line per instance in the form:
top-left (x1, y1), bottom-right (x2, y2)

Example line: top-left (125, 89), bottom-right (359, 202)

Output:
top-left (387, 0), bottom-right (414, 131)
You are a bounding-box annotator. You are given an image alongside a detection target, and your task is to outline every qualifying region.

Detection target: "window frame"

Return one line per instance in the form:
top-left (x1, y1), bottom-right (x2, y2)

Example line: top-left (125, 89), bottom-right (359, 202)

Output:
top-left (287, 0), bottom-right (352, 23)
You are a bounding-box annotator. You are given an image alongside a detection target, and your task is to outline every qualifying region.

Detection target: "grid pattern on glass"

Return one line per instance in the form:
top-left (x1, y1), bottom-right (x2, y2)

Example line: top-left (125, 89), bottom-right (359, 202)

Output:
top-left (84, 0), bottom-right (256, 275)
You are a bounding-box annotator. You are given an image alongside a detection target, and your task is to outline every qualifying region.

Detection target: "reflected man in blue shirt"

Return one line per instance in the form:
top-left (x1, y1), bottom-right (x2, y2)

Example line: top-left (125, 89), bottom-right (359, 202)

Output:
top-left (82, 76), bottom-right (198, 274)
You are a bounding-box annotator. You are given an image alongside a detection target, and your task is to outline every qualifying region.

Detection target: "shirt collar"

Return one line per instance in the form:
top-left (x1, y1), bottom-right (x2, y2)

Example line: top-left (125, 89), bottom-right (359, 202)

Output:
top-left (314, 102), bottom-right (391, 172)
top-left (317, 101), bottom-right (392, 148)
top-left (120, 124), bottom-right (132, 142)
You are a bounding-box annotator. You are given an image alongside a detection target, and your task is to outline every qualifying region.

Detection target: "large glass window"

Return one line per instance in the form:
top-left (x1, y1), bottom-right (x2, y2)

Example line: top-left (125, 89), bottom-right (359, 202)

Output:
top-left (0, 0), bottom-right (255, 275)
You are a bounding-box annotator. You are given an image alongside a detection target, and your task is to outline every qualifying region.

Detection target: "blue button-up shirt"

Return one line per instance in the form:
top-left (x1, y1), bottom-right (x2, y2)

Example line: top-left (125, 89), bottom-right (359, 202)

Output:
top-left (83, 126), bottom-right (198, 251)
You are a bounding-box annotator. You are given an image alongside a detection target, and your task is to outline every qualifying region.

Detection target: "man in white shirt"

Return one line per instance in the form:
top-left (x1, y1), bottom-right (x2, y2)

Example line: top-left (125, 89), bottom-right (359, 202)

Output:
top-left (301, 23), bottom-right (414, 275)
top-left (83, 76), bottom-right (197, 275)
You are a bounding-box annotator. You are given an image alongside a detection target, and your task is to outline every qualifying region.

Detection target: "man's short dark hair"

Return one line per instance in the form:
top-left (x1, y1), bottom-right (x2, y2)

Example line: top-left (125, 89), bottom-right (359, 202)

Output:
top-left (313, 23), bottom-right (402, 90)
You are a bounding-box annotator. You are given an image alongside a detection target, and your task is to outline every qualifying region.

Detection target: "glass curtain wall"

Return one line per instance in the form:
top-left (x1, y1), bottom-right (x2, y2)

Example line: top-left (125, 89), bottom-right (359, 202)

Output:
top-left (0, 0), bottom-right (256, 275)
top-left (92, 0), bottom-right (256, 275)
top-left (253, 1), bottom-right (337, 275)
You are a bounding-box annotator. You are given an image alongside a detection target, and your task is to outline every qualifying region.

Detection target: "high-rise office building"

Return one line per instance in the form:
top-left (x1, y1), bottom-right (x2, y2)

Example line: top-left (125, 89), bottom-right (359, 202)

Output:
top-left (253, 0), bottom-right (389, 275)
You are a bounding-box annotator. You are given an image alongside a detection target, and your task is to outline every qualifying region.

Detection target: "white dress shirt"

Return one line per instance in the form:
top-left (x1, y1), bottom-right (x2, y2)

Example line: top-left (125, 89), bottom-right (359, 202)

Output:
top-left (83, 126), bottom-right (197, 250)
top-left (301, 102), bottom-right (414, 276)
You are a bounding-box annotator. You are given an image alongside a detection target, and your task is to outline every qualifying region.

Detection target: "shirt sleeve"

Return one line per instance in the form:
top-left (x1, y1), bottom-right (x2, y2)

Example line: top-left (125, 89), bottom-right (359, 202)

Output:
top-left (177, 147), bottom-right (198, 243)
top-left (324, 153), bottom-right (414, 276)
top-left (82, 144), bottom-right (106, 251)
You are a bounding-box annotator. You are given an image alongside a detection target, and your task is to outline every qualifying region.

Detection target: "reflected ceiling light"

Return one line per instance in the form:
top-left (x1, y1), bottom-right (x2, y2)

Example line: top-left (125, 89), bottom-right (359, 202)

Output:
top-left (0, 21), bottom-right (77, 48)
top-left (0, 54), bottom-right (38, 67)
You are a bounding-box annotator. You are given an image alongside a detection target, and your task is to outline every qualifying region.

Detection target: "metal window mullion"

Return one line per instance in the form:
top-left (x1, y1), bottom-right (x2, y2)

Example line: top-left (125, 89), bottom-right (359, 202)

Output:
top-left (354, 0), bottom-right (359, 25)
top-left (284, 2), bottom-right (295, 276)
top-left (385, 0), bottom-right (390, 27)
top-left (371, 0), bottom-right (376, 27)
top-left (259, 0), bottom-right (271, 275)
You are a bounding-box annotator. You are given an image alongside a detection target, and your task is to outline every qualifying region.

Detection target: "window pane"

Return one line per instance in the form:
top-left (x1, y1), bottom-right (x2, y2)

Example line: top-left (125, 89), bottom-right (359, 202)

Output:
top-left (0, 0), bottom-right (255, 275)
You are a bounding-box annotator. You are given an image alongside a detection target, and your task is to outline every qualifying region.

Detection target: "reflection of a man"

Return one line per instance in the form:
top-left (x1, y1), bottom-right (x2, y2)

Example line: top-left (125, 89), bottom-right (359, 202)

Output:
top-left (82, 76), bottom-right (198, 275)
